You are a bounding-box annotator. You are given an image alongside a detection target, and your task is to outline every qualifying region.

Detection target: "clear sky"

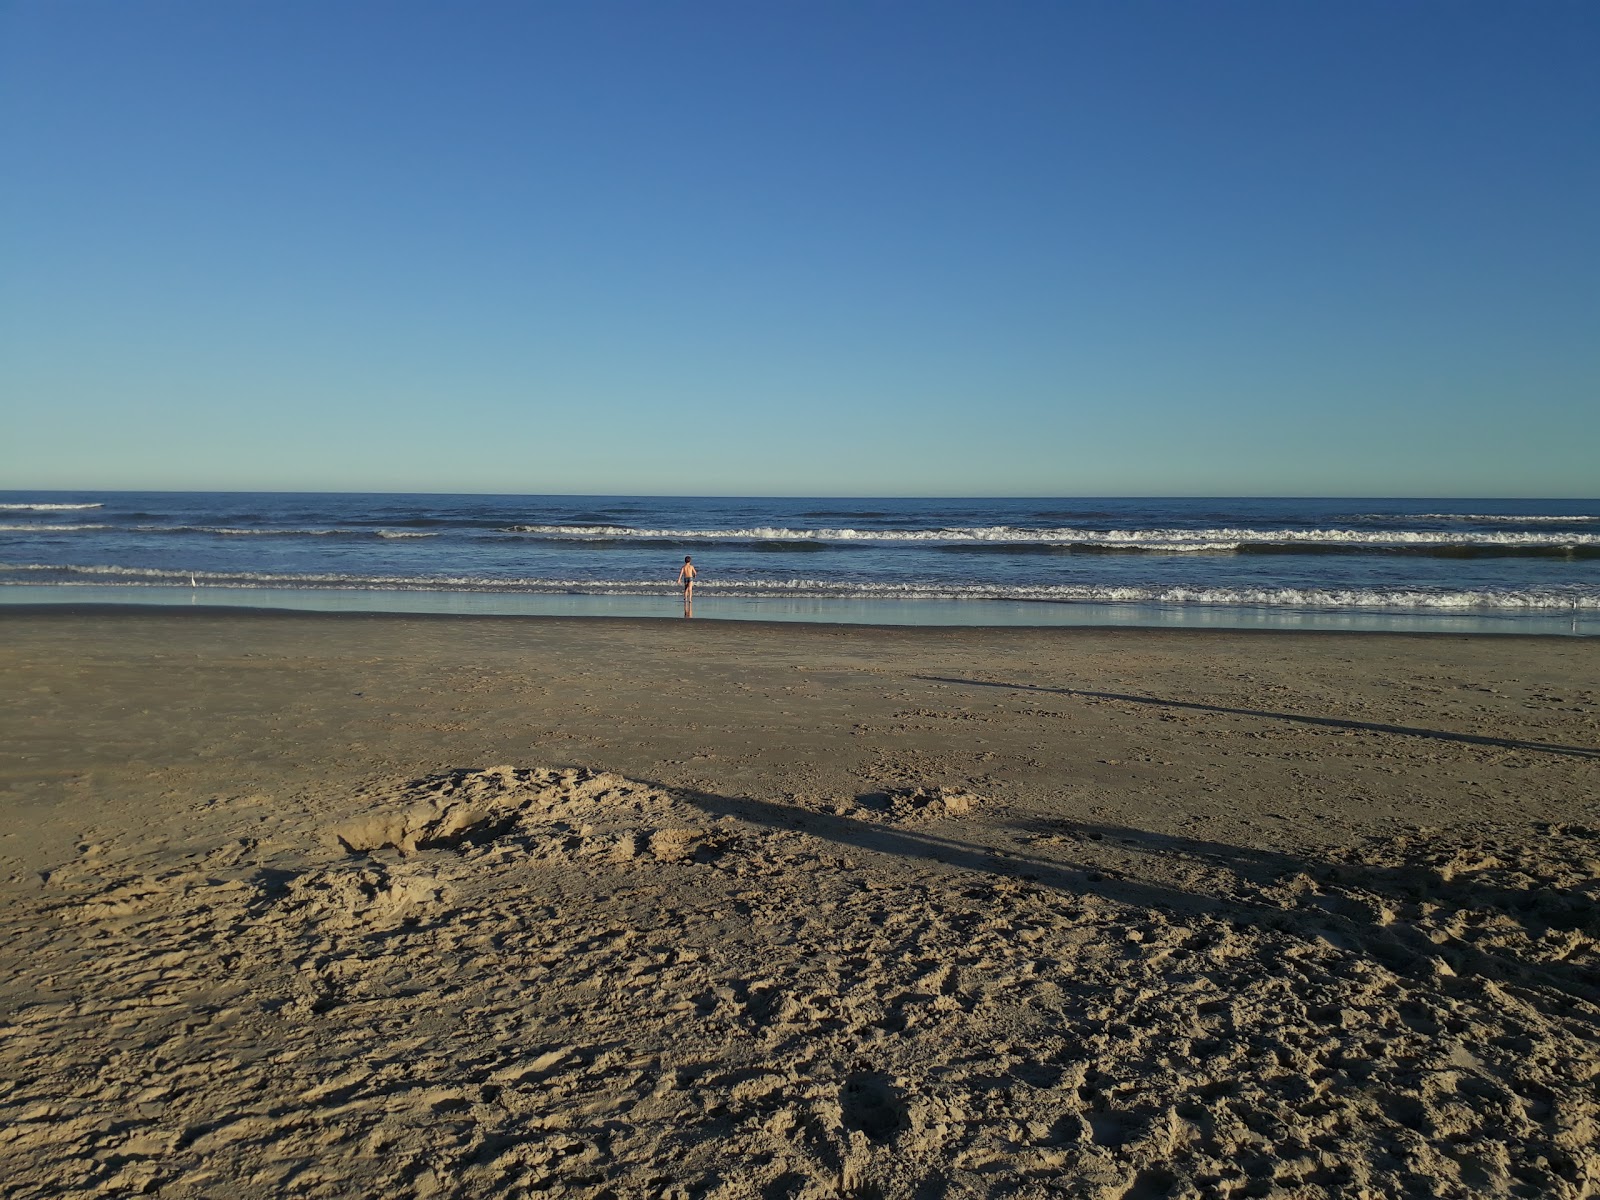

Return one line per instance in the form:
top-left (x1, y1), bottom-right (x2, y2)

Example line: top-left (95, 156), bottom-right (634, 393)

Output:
top-left (2, 1), bottom-right (1596, 497)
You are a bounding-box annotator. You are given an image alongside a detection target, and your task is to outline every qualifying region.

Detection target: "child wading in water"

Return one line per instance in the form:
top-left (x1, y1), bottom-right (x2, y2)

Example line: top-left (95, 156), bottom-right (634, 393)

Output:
top-left (677, 556), bottom-right (697, 607)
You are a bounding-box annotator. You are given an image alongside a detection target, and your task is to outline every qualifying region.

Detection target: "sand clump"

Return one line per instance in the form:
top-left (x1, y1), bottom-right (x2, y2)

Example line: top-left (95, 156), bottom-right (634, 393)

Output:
top-left (842, 786), bottom-right (988, 823)
top-left (3, 765), bottom-right (1599, 1199)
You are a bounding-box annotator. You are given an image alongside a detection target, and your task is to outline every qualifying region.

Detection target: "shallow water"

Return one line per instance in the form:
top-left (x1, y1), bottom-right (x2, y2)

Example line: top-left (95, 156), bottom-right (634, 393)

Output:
top-left (2, 492), bottom-right (1596, 633)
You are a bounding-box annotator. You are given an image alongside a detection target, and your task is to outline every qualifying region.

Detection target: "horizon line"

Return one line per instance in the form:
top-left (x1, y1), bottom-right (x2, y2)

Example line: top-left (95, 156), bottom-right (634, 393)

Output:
top-left (2, 487), bottom-right (1597, 503)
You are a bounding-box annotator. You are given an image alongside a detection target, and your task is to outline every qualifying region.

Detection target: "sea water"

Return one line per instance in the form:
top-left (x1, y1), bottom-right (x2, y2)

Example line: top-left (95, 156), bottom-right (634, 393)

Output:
top-left (1, 492), bottom-right (1596, 634)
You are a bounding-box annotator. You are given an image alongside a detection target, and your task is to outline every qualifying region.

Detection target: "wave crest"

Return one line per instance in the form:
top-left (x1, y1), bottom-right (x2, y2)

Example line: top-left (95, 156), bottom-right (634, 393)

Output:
top-left (497, 523), bottom-right (1600, 550)
top-left (0, 523), bottom-right (112, 532)
top-left (0, 502), bottom-right (104, 511)
top-left (5, 563), bottom-right (1595, 611)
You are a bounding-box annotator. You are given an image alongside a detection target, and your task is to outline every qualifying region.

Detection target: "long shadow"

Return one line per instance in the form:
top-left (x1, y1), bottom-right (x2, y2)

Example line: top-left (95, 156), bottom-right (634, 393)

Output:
top-left (913, 675), bottom-right (1600, 759)
top-left (653, 779), bottom-right (1600, 1008)
top-left (1019, 815), bottom-right (1600, 932)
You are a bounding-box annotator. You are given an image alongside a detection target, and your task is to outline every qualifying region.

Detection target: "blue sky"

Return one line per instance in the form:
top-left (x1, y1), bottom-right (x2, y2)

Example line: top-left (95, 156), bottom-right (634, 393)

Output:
top-left (2, 1), bottom-right (1596, 496)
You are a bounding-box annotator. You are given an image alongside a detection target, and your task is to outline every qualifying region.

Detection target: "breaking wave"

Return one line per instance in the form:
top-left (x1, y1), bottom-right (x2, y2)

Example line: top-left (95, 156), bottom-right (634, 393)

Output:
top-left (0, 523), bottom-right (113, 532)
top-left (4, 563), bottom-right (1595, 611)
top-left (496, 523), bottom-right (1600, 555)
top-left (166, 525), bottom-right (440, 539)
top-left (0, 523), bottom-right (439, 539)
top-left (1361, 513), bottom-right (1600, 525)
top-left (10, 519), bottom-right (1594, 556)
top-left (0, 503), bottom-right (104, 511)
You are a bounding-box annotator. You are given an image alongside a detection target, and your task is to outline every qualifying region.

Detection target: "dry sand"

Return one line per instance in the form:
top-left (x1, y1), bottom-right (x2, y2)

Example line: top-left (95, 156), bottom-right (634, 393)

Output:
top-left (2, 608), bottom-right (1598, 1199)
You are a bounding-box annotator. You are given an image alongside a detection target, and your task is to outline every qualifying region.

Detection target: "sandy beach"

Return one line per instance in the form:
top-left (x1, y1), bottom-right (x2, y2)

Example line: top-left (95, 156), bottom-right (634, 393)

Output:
top-left (2, 608), bottom-right (1597, 1199)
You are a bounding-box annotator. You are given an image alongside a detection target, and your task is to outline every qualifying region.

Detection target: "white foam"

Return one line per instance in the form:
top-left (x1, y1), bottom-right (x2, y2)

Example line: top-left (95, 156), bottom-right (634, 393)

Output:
top-left (1376, 513), bottom-right (1600, 524)
top-left (0, 502), bottom-right (104, 511)
top-left (0, 523), bottom-right (112, 532)
top-left (5, 517), bottom-right (1592, 548)
top-left (180, 526), bottom-right (376, 537)
top-left (686, 579), bottom-right (1600, 609)
top-left (498, 523), bottom-right (1600, 548)
top-left (5, 563), bottom-right (1596, 611)
top-left (172, 526), bottom-right (435, 538)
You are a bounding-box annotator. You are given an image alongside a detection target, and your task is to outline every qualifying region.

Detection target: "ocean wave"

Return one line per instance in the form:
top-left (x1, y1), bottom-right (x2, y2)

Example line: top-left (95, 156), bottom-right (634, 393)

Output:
top-left (1356, 512), bottom-right (1600, 525)
top-left (799, 510), bottom-right (892, 520)
top-left (939, 542), bottom-right (1244, 556)
top-left (225, 527), bottom-right (442, 538)
top-left (0, 502), bottom-right (104, 511)
top-left (5, 563), bottom-right (1596, 611)
top-left (1234, 542), bottom-right (1600, 560)
top-left (0, 522), bottom-right (440, 539)
top-left (497, 523), bottom-right (1600, 550)
top-left (0, 523), bottom-right (112, 532)
top-left (190, 525), bottom-right (438, 539)
top-left (8, 518), bottom-right (1594, 551)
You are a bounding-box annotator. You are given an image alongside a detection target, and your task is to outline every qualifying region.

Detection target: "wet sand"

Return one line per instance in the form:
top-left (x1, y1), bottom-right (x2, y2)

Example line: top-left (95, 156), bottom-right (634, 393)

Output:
top-left (2, 608), bottom-right (1598, 1198)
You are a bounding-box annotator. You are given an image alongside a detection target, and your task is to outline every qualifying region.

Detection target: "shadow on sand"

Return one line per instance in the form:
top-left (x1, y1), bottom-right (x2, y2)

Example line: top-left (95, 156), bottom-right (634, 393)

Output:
top-left (910, 675), bottom-right (1600, 760)
top-left (651, 779), bottom-right (1600, 1008)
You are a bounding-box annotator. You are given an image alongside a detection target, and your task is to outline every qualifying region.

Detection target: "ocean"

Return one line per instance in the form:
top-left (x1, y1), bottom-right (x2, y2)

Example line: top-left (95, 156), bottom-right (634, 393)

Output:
top-left (2, 491), bottom-right (1597, 634)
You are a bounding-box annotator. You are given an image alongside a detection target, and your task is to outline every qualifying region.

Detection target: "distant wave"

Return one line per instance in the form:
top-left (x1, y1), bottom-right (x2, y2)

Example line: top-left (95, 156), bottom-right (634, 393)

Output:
top-left (9, 518), bottom-right (1594, 553)
top-left (799, 510), bottom-right (892, 520)
top-left (938, 542), bottom-right (1242, 557)
top-left (0, 522), bottom-right (439, 539)
top-left (1231, 542), bottom-right (1599, 561)
top-left (0, 502), bottom-right (104, 511)
top-left (0, 523), bottom-right (112, 532)
top-left (1357, 512), bottom-right (1600, 525)
top-left (497, 522), bottom-right (1600, 551)
top-left (480, 534), bottom-right (836, 552)
top-left (8, 516), bottom-right (1598, 563)
top-left (5, 563), bottom-right (1596, 610)
top-left (178, 525), bottom-right (439, 539)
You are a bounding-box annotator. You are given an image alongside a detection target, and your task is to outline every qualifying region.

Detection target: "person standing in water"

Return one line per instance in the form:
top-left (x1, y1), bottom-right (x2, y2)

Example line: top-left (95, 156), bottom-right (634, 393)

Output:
top-left (677, 555), bottom-right (697, 613)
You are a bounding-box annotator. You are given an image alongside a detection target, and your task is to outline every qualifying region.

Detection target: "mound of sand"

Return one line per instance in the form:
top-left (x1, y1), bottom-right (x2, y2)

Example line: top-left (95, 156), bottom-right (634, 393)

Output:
top-left (4, 766), bottom-right (1599, 1199)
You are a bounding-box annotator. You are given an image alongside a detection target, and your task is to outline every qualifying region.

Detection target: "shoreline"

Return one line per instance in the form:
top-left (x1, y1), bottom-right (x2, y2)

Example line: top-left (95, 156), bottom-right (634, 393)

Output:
top-left (3, 610), bottom-right (1598, 1197)
top-left (3, 583), bottom-right (1595, 636)
top-left (0, 598), bottom-right (1592, 641)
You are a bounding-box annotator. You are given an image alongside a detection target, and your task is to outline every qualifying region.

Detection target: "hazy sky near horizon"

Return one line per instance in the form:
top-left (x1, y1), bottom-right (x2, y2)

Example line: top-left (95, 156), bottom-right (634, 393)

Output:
top-left (2, 1), bottom-right (1596, 497)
